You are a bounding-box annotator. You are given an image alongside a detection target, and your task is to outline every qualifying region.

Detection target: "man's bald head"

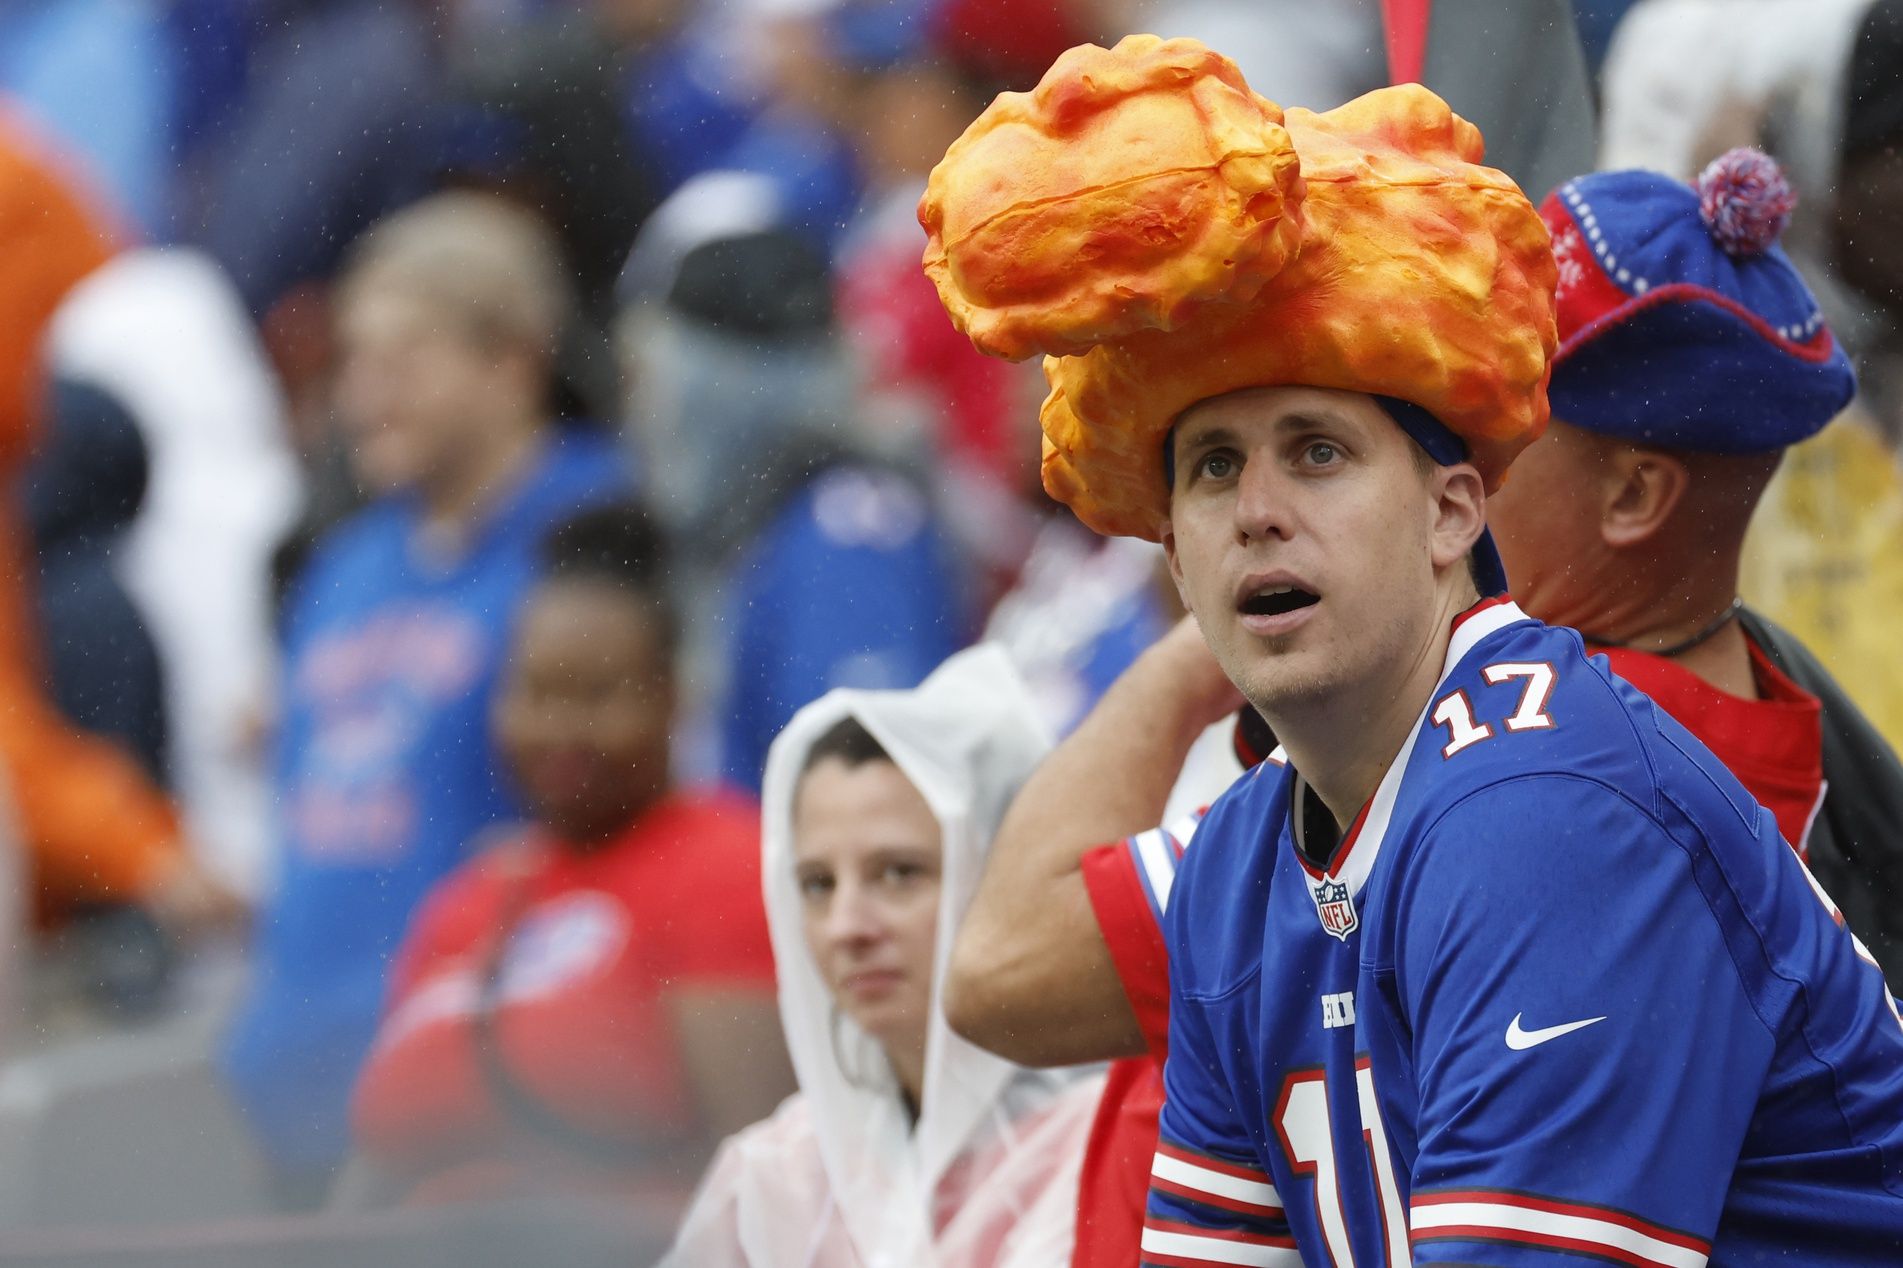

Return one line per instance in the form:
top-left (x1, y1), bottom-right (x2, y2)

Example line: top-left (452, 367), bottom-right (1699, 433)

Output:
top-left (1486, 418), bottom-right (1781, 637)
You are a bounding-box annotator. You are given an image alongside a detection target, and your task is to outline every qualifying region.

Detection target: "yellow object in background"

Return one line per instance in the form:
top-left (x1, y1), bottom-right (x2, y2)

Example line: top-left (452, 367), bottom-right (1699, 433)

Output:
top-left (1743, 408), bottom-right (1903, 752)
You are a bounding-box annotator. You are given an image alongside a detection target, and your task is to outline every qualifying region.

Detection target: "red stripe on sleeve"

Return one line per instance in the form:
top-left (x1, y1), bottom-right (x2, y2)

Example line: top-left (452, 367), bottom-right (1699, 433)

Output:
top-left (1411, 1224), bottom-right (1673, 1268)
top-left (1149, 1174), bottom-right (1283, 1221)
top-left (1144, 1216), bottom-right (1295, 1248)
top-left (1082, 840), bottom-right (1171, 1058)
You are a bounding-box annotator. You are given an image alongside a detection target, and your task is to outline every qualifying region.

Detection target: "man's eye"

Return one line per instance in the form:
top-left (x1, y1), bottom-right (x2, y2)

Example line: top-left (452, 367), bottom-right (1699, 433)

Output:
top-left (1196, 452), bottom-right (1237, 480)
top-left (1303, 442), bottom-right (1341, 466)
top-left (797, 874), bottom-right (834, 900)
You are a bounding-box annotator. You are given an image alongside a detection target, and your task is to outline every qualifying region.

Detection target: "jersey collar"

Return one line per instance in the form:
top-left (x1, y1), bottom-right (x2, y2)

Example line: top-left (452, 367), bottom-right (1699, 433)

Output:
top-left (1290, 597), bottom-right (1532, 897)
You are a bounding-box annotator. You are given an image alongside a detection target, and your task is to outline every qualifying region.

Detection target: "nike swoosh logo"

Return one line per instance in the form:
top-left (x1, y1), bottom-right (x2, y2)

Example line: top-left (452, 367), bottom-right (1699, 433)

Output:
top-left (1505, 1012), bottom-right (1607, 1051)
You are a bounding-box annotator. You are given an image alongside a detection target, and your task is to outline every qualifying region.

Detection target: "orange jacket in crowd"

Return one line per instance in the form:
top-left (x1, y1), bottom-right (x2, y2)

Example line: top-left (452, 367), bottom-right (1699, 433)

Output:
top-left (0, 110), bottom-right (184, 906)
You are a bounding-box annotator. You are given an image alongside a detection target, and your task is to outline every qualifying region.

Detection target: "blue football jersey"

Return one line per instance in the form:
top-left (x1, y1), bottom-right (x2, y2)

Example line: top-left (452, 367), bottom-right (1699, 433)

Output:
top-left (1147, 599), bottom-right (1903, 1268)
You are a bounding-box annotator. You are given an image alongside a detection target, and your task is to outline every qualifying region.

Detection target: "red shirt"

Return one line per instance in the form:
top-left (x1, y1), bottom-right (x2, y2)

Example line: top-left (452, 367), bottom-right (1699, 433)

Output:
top-left (351, 788), bottom-right (774, 1202)
top-left (1597, 639), bottom-right (1826, 855)
top-left (1072, 814), bottom-right (1195, 1268)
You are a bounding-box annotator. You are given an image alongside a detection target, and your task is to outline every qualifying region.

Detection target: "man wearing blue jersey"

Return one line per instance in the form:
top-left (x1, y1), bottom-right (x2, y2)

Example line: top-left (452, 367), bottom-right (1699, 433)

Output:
top-left (922, 35), bottom-right (1903, 1268)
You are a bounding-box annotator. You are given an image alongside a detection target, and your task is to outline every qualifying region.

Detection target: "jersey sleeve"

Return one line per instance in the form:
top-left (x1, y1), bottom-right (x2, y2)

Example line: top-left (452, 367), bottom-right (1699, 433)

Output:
top-left (1079, 807), bottom-right (1206, 1058)
top-left (1145, 979), bottom-right (1302, 1267)
top-left (1391, 775), bottom-right (1777, 1268)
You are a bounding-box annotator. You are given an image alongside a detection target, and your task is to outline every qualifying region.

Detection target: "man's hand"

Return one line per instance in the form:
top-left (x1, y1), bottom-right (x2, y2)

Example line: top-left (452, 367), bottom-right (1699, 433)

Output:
top-left (944, 615), bottom-right (1244, 1066)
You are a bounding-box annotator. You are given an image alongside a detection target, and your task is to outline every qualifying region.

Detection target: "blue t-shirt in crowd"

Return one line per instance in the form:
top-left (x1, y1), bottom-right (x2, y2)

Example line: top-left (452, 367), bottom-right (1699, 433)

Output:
top-left (719, 464), bottom-right (965, 792)
top-left (717, 111), bottom-right (862, 256)
top-left (622, 29), bottom-right (758, 194)
top-left (222, 430), bottom-right (628, 1173)
top-left (1149, 599), bottom-right (1903, 1267)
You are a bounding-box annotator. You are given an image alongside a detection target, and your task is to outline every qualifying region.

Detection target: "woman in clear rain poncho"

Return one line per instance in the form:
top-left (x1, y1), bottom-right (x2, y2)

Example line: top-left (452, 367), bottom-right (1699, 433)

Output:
top-left (662, 646), bottom-right (1106, 1268)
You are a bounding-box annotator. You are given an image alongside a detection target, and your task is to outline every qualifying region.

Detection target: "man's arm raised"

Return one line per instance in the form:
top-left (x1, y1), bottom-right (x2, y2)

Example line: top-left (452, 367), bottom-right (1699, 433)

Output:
top-left (944, 616), bottom-right (1243, 1066)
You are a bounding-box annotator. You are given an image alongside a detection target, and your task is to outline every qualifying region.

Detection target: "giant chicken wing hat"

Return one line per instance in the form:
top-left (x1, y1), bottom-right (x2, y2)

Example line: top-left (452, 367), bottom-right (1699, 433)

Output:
top-left (920, 35), bottom-right (1559, 541)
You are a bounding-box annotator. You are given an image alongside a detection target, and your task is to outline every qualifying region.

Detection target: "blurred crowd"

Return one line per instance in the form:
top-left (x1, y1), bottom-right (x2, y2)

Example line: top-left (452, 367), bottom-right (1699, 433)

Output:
top-left (0, 0), bottom-right (1898, 1259)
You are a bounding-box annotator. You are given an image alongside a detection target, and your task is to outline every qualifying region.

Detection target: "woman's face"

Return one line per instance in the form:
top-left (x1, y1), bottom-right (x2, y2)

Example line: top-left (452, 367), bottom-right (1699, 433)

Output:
top-left (494, 578), bottom-right (675, 843)
top-left (792, 757), bottom-right (943, 1063)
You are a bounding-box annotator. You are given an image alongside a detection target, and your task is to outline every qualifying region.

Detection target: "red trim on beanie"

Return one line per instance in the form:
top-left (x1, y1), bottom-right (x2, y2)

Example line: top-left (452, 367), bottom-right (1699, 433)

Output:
top-left (1545, 196), bottom-right (1837, 367)
top-left (1557, 281), bottom-right (1839, 367)
top-left (1546, 206), bottom-right (1633, 345)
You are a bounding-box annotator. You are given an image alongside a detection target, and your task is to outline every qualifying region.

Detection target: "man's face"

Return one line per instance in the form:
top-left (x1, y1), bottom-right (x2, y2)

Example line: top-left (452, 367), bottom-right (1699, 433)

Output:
top-left (1484, 418), bottom-right (1610, 626)
top-left (1162, 386), bottom-right (1460, 715)
top-left (494, 579), bottom-right (675, 844)
top-left (332, 284), bottom-right (501, 497)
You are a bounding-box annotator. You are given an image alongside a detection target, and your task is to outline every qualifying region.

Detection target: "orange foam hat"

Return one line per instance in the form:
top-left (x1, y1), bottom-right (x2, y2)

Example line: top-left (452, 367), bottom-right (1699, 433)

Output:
top-left (920, 35), bottom-right (1558, 540)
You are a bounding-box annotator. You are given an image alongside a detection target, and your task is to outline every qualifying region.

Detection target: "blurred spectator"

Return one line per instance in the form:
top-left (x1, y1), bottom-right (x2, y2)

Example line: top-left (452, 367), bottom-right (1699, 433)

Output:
top-left (834, 49), bottom-right (1047, 582)
top-left (46, 246), bottom-right (303, 900)
top-left (1572, 0), bottom-right (1649, 74)
top-left (931, 0), bottom-right (1094, 87)
top-left (184, 0), bottom-right (439, 321)
top-left (21, 377), bottom-right (168, 785)
top-left (717, 446), bottom-right (968, 790)
top-left (352, 504), bottom-right (788, 1205)
top-left (619, 203), bottom-right (968, 789)
top-left (1407, 0), bottom-right (1595, 205)
top-left (716, 6), bottom-right (865, 254)
top-left (984, 520), bottom-right (1174, 738)
top-left (663, 647), bottom-right (1104, 1267)
top-left (622, 199), bottom-right (852, 571)
top-left (0, 111), bottom-right (232, 929)
top-left (0, 0), bottom-right (178, 234)
top-left (436, 0), bottom-right (710, 423)
top-left (619, 0), bottom-right (766, 192)
top-left (1600, 0), bottom-right (1903, 748)
top-left (1140, 0), bottom-right (1381, 111)
top-left (221, 192), bottom-right (631, 1202)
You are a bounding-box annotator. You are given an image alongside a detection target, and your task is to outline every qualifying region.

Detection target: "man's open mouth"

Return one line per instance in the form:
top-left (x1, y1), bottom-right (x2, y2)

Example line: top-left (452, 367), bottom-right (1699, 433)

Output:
top-left (1238, 585), bottom-right (1320, 617)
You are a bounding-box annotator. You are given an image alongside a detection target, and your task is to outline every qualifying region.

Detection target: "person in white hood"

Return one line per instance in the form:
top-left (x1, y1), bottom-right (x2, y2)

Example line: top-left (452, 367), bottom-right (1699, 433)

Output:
top-left (662, 646), bottom-right (1105, 1268)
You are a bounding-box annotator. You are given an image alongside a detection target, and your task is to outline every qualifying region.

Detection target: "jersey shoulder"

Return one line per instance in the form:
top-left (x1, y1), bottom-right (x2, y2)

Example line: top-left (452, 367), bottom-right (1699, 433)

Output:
top-left (1165, 757), bottom-right (1290, 999)
top-left (1394, 615), bottom-right (1778, 893)
top-left (1415, 616), bottom-right (1742, 829)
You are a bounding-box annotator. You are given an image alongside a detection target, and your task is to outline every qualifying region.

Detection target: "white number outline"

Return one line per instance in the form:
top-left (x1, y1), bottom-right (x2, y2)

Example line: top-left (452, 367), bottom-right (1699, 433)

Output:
top-left (1433, 660), bottom-right (1560, 757)
top-left (1274, 1060), bottom-right (1406, 1267)
top-left (1429, 689), bottom-right (1492, 759)
top-left (1482, 661), bottom-right (1558, 732)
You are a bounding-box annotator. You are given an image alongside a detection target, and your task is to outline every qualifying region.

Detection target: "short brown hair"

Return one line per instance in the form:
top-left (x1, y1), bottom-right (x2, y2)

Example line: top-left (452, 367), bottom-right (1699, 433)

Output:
top-left (338, 191), bottom-right (570, 359)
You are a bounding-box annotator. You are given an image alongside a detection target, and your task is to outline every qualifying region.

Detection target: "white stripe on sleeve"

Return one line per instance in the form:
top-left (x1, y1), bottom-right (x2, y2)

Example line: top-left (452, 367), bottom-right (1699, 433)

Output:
top-left (1150, 1152), bottom-right (1281, 1209)
top-left (1138, 1226), bottom-right (1300, 1267)
top-left (1409, 1199), bottom-right (1709, 1268)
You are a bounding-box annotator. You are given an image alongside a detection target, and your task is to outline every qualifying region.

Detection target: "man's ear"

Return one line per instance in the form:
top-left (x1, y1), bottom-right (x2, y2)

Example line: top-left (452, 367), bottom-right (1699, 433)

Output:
top-left (1160, 520), bottom-right (1194, 614)
top-left (1430, 463), bottom-right (1487, 572)
top-left (1600, 446), bottom-right (1689, 549)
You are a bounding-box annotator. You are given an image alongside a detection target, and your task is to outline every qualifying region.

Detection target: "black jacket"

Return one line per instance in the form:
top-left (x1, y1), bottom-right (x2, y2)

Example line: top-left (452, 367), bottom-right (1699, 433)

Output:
top-left (23, 378), bottom-right (169, 785)
top-left (1743, 607), bottom-right (1903, 990)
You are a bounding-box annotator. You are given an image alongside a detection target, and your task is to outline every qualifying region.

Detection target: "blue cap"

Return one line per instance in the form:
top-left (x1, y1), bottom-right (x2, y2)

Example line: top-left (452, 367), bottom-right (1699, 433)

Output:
top-left (1540, 152), bottom-right (1857, 453)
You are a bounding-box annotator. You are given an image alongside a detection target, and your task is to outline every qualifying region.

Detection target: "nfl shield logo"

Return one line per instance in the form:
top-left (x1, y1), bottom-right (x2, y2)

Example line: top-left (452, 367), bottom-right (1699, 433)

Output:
top-left (1310, 877), bottom-right (1358, 941)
